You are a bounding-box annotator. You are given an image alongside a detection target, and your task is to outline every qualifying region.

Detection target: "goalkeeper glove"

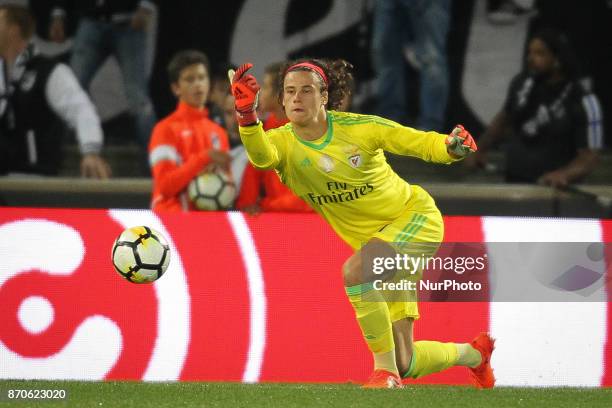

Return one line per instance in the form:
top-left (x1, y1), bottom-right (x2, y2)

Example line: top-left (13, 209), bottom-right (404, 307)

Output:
top-left (445, 124), bottom-right (478, 158)
top-left (228, 63), bottom-right (260, 127)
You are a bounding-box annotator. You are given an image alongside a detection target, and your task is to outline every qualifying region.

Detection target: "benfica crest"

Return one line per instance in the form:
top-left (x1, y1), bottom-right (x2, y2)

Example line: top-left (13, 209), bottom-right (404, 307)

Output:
top-left (348, 154), bottom-right (362, 168)
top-left (344, 145), bottom-right (362, 168)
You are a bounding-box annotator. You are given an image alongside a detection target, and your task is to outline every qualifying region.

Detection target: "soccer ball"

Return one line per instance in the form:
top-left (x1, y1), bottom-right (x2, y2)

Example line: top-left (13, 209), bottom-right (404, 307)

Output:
top-left (188, 171), bottom-right (236, 210)
top-left (112, 226), bottom-right (171, 284)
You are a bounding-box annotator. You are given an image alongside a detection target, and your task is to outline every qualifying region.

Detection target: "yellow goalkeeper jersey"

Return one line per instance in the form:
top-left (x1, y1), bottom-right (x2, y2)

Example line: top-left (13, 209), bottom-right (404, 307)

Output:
top-left (239, 110), bottom-right (458, 249)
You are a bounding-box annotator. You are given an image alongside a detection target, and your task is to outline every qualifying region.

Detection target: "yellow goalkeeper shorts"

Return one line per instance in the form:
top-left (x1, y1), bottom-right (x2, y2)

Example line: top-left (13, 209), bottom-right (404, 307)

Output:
top-left (371, 184), bottom-right (444, 321)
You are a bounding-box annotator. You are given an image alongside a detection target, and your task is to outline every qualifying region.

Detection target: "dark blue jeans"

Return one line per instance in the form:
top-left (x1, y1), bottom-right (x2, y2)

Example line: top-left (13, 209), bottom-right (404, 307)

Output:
top-left (372, 0), bottom-right (450, 131)
top-left (70, 18), bottom-right (155, 147)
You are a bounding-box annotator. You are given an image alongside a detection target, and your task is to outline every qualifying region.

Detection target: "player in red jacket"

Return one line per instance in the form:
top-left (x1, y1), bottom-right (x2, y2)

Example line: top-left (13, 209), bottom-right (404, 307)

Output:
top-left (149, 50), bottom-right (230, 211)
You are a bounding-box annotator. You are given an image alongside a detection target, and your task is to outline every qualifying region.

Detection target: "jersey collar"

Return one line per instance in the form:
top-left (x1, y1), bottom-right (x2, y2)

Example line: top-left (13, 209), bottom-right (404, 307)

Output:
top-left (176, 101), bottom-right (209, 120)
top-left (292, 112), bottom-right (333, 150)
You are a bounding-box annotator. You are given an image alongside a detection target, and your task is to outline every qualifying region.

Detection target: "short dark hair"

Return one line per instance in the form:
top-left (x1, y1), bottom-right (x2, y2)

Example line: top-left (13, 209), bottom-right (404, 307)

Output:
top-left (530, 28), bottom-right (581, 80)
top-left (167, 50), bottom-right (210, 84)
top-left (0, 5), bottom-right (35, 39)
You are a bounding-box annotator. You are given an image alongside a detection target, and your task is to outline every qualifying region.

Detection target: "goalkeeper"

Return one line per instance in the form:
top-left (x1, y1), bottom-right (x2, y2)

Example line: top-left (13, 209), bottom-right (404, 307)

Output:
top-left (230, 59), bottom-right (494, 389)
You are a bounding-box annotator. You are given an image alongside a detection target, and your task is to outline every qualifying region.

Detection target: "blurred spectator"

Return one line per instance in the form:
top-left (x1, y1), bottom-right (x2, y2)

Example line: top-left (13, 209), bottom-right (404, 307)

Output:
top-left (49, 0), bottom-right (157, 149)
top-left (236, 163), bottom-right (313, 214)
top-left (149, 50), bottom-right (230, 211)
top-left (468, 28), bottom-right (603, 187)
top-left (235, 62), bottom-right (312, 214)
top-left (527, 0), bottom-right (612, 148)
top-left (222, 92), bottom-right (249, 193)
top-left (208, 62), bottom-right (235, 128)
top-left (0, 4), bottom-right (110, 178)
top-left (259, 62), bottom-right (287, 130)
top-left (27, 0), bottom-right (74, 45)
top-left (337, 72), bottom-right (355, 112)
top-left (371, 0), bottom-right (451, 131)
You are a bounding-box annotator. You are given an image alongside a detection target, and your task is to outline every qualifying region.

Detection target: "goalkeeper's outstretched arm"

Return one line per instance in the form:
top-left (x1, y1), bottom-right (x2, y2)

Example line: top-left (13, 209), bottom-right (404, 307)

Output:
top-left (229, 63), bottom-right (281, 170)
top-left (378, 120), bottom-right (477, 163)
top-left (239, 123), bottom-right (281, 170)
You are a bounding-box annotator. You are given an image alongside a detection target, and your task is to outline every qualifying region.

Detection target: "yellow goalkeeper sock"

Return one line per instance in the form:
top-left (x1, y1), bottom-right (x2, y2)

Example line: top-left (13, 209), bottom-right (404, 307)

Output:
top-left (456, 343), bottom-right (482, 368)
top-left (404, 341), bottom-right (459, 379)
top-left (346, 283), bottom-right (398, 375)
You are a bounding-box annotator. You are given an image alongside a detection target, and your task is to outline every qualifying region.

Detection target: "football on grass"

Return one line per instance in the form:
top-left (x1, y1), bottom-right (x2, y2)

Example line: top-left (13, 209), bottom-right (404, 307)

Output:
top-left (112, 226), bottom-right (170, 284)
top-left (188, 171), bottom-right (236, 210)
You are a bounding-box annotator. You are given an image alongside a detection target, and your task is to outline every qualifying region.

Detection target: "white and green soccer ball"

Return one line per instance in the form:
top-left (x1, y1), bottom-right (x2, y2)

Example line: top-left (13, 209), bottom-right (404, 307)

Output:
top-left (112, 226), bottom-right (171, 284)
top-left (188, 171), bottom-right (236, 210)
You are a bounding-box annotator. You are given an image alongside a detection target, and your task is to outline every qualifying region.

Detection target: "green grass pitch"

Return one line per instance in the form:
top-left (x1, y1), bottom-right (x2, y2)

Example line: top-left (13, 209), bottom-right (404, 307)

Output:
top-left (1, 380), bottom-right (610, 407)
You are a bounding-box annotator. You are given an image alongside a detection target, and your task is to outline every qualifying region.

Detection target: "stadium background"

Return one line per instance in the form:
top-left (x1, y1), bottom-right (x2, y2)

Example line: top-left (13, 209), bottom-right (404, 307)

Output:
top-left (1, 0), bottom-right (611, 391)
top-left (29, 0), bottom-right (612, 145)
top-left (149, 0), bottom-right (611, 140)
